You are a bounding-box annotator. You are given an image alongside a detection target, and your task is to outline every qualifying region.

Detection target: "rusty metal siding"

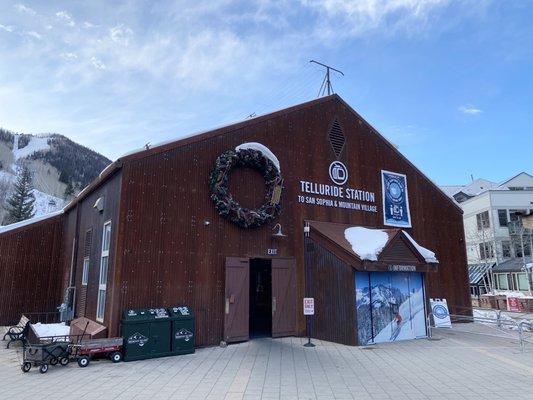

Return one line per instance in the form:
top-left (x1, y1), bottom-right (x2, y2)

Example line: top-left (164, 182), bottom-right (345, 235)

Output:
top-left (304, 238), bottom-right (356, 346)
top-left (0, 216), bottom-right (64, 325)
top-left (110, 96), bottom-right (469, 346)
top-left (70, 171), bottom-right (122, 326)
top-left (0, 95), bottom-right (469, 345)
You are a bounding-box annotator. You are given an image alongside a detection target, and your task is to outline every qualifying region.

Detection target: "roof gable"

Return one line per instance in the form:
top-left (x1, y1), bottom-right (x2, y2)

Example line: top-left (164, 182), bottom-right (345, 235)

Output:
top-left (498, 172), bottom-right (533, 189)
top-left (307, 221), bottom-right (437, 270)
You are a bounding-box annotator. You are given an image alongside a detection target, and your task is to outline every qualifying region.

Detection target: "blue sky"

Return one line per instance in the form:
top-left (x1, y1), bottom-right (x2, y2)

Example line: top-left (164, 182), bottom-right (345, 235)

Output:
top-left (0, 1), bottom-right (531, 185)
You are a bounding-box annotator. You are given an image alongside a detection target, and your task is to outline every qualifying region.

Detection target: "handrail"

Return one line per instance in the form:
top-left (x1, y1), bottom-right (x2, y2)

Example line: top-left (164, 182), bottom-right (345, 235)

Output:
top-left (518, 321), bottom-right (533, 352)
top-left (452, 304), bottom-right (532, 316)
top-left (427, 312), bottom-right (533, 352)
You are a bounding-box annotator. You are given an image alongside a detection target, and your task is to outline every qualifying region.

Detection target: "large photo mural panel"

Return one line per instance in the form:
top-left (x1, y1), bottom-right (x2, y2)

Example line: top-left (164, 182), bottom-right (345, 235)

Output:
top-left (356, 272), bottom-right (426, 345)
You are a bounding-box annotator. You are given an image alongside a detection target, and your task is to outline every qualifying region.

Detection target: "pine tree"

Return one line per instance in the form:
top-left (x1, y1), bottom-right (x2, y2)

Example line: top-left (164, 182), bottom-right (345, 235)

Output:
top-left (5, 164), bottom-right (36, 223)
top-left (64, 181), bottom-right (74, 199)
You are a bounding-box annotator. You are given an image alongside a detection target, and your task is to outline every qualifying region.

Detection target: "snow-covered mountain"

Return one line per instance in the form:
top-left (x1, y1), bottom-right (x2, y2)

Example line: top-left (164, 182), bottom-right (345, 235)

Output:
top-left (0, 128), bottom-right (111, 225)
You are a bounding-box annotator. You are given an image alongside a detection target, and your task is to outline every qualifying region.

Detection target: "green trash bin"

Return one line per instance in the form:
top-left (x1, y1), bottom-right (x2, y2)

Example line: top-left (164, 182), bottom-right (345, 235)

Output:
top-left (122, 308), bottom-right (172, 361)
top-left (168, 306), bottom-right (195, 355)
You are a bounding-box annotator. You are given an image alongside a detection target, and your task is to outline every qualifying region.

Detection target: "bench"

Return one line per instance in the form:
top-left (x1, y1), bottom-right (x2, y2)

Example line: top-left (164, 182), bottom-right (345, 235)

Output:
top-left (2, 315), bottom-right (30, 348)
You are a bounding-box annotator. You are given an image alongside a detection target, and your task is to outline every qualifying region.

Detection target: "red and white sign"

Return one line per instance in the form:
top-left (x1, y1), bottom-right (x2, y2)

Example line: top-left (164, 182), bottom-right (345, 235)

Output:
top-left (303, 298), bottom-right (315, 315)
top-left (507, 297), bottom-right (523, 312)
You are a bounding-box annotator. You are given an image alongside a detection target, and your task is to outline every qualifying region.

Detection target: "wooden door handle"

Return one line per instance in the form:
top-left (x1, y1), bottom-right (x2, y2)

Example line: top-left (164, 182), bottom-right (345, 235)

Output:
top-left (225, 298), bottom-right (229, 314)
top-left (272, 297), bottom-right (277, 314)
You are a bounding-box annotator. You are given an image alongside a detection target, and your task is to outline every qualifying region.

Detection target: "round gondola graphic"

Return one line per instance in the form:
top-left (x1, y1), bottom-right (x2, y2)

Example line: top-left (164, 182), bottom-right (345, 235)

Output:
top-left (329, 161), bottom-right (348, 185)
top-left (432, 304), bottom-right (449, 319)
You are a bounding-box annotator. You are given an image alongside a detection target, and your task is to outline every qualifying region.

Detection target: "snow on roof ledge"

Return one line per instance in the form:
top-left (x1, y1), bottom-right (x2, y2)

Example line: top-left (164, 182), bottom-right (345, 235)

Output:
top-left (344, 227), bottom-right (389, 261)
top-left (403, 231), bottom-right (439, 263)
top-left (0, 210), bottom-right (64, 235)
top-left (343, 226), bottom-right (439, 263)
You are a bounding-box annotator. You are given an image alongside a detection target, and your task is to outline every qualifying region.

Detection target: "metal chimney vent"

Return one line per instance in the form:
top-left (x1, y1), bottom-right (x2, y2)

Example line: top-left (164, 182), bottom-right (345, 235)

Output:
top-left (329, 119), bottom-right (345, 159)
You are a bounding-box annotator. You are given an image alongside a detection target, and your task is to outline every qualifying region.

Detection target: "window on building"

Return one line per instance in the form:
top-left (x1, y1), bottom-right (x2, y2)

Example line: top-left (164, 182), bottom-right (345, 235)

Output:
top-left (498, 210), bottom-right (508, 227)
top-left (509, 210), bottom-right (527, 222)
top-left (476, 211), bottom-right (490, 230)
top-left (96, 221), bottom-right (111, 322)
top-left (495, 273), bottom-right (509, 290)
top-left (501, 241), bottom-right (511, 258)
top-left (82, 258), bottom-right (89, 285)
top-left (479, 242), bottom-right (494, 260)
top-left (516, 273), bottom-right (530, 291)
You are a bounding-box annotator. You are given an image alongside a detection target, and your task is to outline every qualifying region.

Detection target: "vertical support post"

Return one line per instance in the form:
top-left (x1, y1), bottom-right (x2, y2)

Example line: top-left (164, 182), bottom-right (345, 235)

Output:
top-left (518, 323), bottom-right (524, 353)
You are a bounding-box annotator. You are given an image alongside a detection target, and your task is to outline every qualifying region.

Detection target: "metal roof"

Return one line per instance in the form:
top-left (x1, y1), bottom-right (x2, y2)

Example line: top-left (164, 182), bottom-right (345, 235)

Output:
top-left (492, 258), bottom-right (529, 273)
top-left (468, 263), bottom-right (493, 284)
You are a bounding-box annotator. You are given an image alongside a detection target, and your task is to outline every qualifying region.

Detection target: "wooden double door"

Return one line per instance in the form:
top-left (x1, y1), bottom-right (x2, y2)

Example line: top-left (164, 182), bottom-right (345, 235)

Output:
top-left (224, 257), bottom-right (297, 343)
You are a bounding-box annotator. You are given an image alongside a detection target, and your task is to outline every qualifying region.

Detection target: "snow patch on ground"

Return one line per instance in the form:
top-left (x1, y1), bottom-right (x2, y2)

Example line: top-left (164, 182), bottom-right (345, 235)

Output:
top-left (33, 189), bottom-right (64, 217)
top-left (473, 309), bottom-right (533, 331)
top-left (344, 227), bottom-right (389, 261)
top-left (31, 322), bottom-right (70, 338)
top-left (494, 290), bottom-right (529, 298)
top-left (403, 231), bottom-right (439, 263)
top-left (235, 142), bottom-right (281, 172)
top-left (12, 135), bottom-right (50, 163)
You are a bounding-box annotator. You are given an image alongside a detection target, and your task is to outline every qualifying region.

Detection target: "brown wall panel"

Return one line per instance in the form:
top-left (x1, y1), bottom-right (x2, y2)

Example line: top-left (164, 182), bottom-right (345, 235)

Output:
top-left (0, 216), bottom-right (64, 325)
top-left (304, 238), bottom-right (356, 345)
top-left (70, 172), bottom-right (122, 326)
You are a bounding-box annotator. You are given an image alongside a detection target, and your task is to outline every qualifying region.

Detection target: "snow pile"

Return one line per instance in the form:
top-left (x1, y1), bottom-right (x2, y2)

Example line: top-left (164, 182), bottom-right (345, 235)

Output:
top-left (473, 309), bottom-right (532, 331)
top-left (494, 290), bottom-right (533, 299)
top-left (344, 227), bottom-right (389, 261)
top-left (403, 231), bottom-right (439, 263)
top-left (32, 322), bottom-right (70, 338)
top-left (235, 142), bottom-right (281, 172)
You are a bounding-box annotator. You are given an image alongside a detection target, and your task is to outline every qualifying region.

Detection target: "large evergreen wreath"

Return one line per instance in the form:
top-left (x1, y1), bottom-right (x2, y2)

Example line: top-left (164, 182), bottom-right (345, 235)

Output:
top-left (209, 148), bottom-right (283, 228)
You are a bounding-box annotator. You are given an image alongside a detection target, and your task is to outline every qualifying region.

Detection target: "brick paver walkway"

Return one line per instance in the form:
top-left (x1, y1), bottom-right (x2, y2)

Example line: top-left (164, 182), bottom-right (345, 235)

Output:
top-left (0, 325), bottom-right (532, 399)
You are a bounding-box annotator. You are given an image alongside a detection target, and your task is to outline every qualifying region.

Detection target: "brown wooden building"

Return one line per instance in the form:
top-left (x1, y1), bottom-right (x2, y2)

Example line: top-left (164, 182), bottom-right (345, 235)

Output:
top-left (0, 95), bottom-right (470, 346)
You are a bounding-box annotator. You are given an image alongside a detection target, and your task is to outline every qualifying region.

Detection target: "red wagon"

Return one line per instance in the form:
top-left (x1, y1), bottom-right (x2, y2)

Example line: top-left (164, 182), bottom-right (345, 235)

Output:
top-left (73, 337), bottom-right (123, 367)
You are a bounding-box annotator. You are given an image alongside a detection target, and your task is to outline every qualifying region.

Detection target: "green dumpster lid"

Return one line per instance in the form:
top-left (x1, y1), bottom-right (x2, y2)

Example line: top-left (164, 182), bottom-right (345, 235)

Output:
top-left (123, 308), bottom-right (170, 321)
top-left (168, 306), bottom-right (194, 318)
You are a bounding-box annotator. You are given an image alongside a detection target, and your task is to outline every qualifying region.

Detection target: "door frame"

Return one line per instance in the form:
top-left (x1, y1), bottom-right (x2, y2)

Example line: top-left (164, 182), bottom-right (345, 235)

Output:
top-left (223, 256), bottom-right (297, 342)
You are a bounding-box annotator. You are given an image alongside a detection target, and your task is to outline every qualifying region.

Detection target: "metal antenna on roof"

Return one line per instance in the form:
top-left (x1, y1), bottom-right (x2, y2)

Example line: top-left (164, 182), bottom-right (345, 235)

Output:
top-left (310, 60), bottom-right (344, 97)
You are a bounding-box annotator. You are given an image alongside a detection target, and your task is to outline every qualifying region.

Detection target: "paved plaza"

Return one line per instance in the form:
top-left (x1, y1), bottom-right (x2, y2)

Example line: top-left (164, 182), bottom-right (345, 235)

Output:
top-left (0, 324), bottom-right (532, 400)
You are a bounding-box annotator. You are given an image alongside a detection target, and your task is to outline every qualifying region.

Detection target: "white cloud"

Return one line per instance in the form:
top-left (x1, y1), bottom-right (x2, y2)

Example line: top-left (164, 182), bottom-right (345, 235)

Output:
top-left (109, 24), bottom-right (133, 45)
top-left (84, 21), bottom-right (98, 29)
top-left (14, 3), bottom-right (36, 16)
top-left (0, 24), bottom-right (14, 32)
top-left (300, 0), bottom-right (458, 38)
top-left (90, 56), bottom-right (106, 70)
top-left (25, 30), bottom-right (42, 39)
top-left (60, 52), bottom-right (77, 61)
top-left (56, 11), bottom-right (75, 27)
top-left (459, 105), bottom-right (483, 115)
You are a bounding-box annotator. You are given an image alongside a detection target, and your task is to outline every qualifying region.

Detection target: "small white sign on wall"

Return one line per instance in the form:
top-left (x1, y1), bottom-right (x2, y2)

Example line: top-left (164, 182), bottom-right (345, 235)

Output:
top-left (303, 298), bottom-right (315, 315)
top-left (430, 298), bottom-right (452, 328)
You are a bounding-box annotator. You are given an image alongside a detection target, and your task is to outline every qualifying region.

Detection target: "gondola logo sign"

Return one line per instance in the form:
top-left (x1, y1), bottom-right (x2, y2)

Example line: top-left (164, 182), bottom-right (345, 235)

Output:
top-left (175, 328), bottom-right (193, 342)
top-left (329, 161), bottom-right (348, 185)
top-left (128, 332), bottom-right (149, 347)
top-left (381, 170), bottom-right (412, 228)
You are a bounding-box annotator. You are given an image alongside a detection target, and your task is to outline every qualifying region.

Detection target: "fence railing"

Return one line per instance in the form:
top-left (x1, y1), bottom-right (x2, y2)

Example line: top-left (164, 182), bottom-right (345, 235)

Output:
top-left (427, 312), bottom-right (533, 352)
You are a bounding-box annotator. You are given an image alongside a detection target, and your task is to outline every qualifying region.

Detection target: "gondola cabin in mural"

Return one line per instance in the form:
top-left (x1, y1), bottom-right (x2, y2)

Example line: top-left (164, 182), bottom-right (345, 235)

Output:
top-left (0, 95), bottom-right (470, 346)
